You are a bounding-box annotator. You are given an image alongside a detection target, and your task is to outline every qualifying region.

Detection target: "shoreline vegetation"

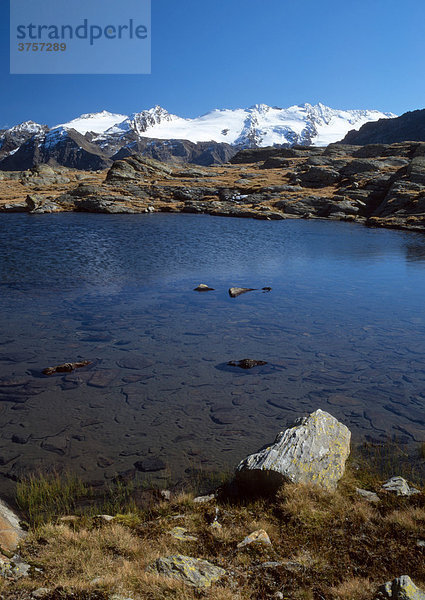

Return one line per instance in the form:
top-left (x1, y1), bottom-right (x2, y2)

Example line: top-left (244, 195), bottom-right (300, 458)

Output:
top-left (1, 141), bottom-right (425, 233)
top-left (0, 417), bottom-right (424, 600)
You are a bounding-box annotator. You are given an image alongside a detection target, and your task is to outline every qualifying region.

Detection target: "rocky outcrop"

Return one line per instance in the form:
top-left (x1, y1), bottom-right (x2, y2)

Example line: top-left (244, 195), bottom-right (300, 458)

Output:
top-left (236, 409), bottom-right (351, 493)
top-left (342, 109), bottom-right (425, 146)
top-left (230, 145), bottom-right (322, 164)
top-left (3, 141), bottom-right (425, 231)
top-left (294, 166), bottom-right (340, 188)
top-left (376, 576), bottom-right (425, 600)
top-left (25, 194), bottom-right (61, 214)
top-left (148, 555), bottom-right (226, 587)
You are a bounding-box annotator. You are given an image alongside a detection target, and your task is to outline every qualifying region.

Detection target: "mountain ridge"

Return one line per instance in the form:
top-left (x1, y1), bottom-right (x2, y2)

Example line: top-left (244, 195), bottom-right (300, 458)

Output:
top-left (0, 103), bottom-right (396, 170)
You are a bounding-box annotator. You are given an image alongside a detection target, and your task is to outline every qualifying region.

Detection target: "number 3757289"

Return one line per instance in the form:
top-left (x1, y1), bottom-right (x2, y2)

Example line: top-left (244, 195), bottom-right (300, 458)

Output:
top-left (18, 43), bottom-right (67, 52)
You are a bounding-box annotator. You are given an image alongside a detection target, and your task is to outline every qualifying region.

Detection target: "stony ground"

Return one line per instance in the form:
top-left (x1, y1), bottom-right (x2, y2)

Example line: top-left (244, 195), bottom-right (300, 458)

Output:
top-left (1, 141), bottom-right (425, 232)
top-left (0, 468), bottom-right (424, 600)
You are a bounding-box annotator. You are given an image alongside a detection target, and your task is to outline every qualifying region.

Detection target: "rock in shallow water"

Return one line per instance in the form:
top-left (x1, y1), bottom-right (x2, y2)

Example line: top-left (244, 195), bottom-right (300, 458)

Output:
top-left (236, 409), bottom-right (351, 493)
top-left (42, 360), bottom-right (91, 376)
top-left (227, 359), bottom-right (268, 369)
top-left (193, 284), bottom-right (215, 292)
top-left (228, 287), bottom-right (256, 298)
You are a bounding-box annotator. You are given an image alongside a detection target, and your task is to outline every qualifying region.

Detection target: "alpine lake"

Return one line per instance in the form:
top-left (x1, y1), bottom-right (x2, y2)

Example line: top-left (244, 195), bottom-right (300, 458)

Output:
top-left (0, 212), bottom-right (424, 494)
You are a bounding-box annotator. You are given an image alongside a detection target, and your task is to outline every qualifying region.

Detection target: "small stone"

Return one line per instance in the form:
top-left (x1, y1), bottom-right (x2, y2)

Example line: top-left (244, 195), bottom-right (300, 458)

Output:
top-left (0, 555), bottom-right (31, 579)
top-left (416, 540), bottom-right (425, 548)
top-left (376, 575), bottom-right (425, 599)
top-left (237, 529), bottom-right (271, 548)
top-left (228, 287), bottom-right (255, 298)
top-left (59, 515), bottom-right (79, 524)
top-left (381, 477), bottom-right (421, 497)
top-left (356, 488), bottom-right (380, 503)
top-left (194, 284), bottom-right (215, 292)
top-left (160, 490), bottom-right (171, 501)
top-left (169, 527), bottom-right (198, 542)
top-left (274, 593), bottom-right (284, 600)
top-left (258, 561), bottom-right (284, 569)
top-left (94, 514), bottom-right (114, 523)
top-left (193, 494), bottom-right (215, 504)
top-left (31, 588), bottom-right (52, 598)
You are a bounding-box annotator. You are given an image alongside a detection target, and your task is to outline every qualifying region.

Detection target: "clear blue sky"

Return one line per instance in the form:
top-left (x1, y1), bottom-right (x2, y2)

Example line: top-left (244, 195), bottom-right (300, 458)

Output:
top-left (1, 0), bottom-right (424, 128)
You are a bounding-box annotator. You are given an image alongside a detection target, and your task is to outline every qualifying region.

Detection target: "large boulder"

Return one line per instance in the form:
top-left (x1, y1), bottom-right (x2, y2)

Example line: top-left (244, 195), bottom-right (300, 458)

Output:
top-left (376, 576), bottom-right (425, 600)
top-left (0, 498), bottom-right (26, 553)
top-left (236, 409), bottom-right (351, 493)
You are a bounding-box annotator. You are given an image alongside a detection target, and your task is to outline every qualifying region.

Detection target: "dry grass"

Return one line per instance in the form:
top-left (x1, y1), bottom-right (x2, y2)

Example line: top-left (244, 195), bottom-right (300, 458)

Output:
top-left (4, 466), bottom-right (425, 599)
top-left (329, 577), bottom-right (375, 600)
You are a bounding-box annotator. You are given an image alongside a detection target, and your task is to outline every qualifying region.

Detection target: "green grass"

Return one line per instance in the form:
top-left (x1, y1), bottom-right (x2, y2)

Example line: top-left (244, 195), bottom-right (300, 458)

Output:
top-left (16, 472), bottom-right (138, 527)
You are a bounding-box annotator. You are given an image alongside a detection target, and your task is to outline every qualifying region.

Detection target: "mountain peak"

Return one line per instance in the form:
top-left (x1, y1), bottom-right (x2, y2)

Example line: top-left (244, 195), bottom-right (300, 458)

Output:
top-left (54, 111), bottom-right (128, 135)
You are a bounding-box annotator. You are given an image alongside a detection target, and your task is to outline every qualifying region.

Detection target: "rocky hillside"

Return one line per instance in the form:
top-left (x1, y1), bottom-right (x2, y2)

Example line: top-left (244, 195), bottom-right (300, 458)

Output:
top-left (2, 141), bottom-right (425, 232)
top-left (342, 109), bottom-right (425, 145)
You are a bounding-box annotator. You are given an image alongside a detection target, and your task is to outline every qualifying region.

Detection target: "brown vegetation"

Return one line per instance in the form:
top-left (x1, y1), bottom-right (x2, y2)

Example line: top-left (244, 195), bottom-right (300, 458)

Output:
top-left (2, 463), bottom-right (425, 600)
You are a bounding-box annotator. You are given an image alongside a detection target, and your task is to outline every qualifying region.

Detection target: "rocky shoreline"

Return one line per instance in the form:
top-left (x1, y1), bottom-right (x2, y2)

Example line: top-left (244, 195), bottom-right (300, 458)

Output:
top-left (1, 141), bottom-right (425, 233)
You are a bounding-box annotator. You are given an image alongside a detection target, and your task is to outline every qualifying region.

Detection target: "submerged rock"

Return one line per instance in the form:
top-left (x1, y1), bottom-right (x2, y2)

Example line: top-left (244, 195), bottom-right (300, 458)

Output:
top-left (228, 287), bottom-right (256, 298)
top-left (236, 409), bottom-right (351, 493)
top-left (376, 575), bottom-right (425, 600)
top-left (148, 554), bottom-right (226, 587)
top-left (381, 477), bottom-right (421, 497)
top-left (42, 360), bottom-right (91, 376)
top-left (134, 457), bottom-right (165, 472)
top-left (227, 359), bottom-right (268, 369)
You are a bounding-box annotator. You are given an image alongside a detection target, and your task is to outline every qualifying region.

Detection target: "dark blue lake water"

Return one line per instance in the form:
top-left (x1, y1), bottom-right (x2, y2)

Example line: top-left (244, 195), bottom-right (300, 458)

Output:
top-left (0, 213), bottom-right (424, 488)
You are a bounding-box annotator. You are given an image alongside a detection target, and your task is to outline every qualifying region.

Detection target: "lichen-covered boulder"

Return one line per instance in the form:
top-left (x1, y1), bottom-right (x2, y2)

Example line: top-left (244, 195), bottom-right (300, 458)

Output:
top-left (148, 555), bottom-right (226, 587)
top-left (236, 409), bottom-right (350, 493)
top-left (376, 575), bottom-right (425, 600)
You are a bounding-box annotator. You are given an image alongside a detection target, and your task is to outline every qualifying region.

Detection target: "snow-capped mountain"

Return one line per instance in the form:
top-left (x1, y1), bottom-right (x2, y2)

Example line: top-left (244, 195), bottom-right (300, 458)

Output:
top-left (55, 103), bottom-right (395, 148)
top-left (0, 103), bottom-right (397, 170)
top-left (0, 120), bottom-right (49, 158)
top-left (54, 110), bottom-right (127, 135)
top-left (98, 103), bottom-right (395, 148)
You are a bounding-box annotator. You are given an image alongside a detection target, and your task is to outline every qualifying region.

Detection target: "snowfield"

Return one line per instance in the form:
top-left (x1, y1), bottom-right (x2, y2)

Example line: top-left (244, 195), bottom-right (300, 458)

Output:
top-left (3, 103), bottom-right (396, 154)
